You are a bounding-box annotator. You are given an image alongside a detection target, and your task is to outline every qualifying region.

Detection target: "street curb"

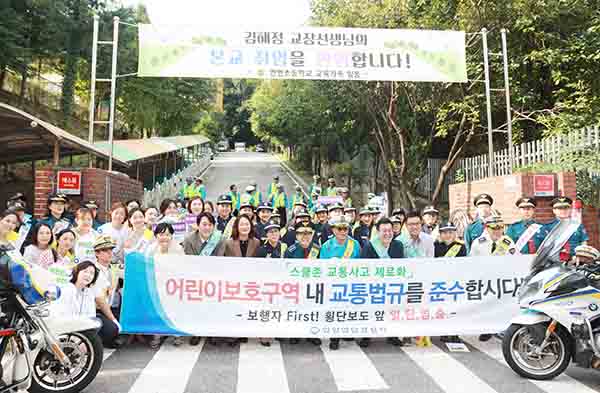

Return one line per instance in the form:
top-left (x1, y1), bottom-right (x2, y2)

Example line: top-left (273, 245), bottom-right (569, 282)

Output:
top-left (278, 158), bottom-right (310, 200)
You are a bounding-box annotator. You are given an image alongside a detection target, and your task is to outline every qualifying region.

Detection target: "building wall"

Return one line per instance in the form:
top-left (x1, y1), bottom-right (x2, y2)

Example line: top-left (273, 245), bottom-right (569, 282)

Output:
top-left (33, 167), bottom-right (143, 221)
top-left (449, 172), bottom-right (599, 248)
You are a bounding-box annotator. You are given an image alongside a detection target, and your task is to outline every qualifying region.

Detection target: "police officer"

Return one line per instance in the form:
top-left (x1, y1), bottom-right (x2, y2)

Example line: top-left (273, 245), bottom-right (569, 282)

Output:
top-left (229, 184), bottom-right (241, 212)
top-left (339, 187), bottom-right (352, 208)
top-left (267, 176), bottom-right (280, 201)
top-left (256, 221), bottom-right (287, 258)
top-left (344, 207), bottom-right (357, 227)
top-left (308, 175), bottom-right (321, 197)
top-left (249, 180), bottom-right (262, 208)
top-left (543, 196), bottom-right (589, 261)
top-left (291, 185), bottom-right (306, 209)
top-left (434, 222), bottom-right (467, 257)
top-left (282, 209), bottom-right (311, 247)
top-left (284, 221), bottom-right (321, 346)
top-left (194, 177), bottom-right (206, 200)
top-left (272, 184), bottom-right (289, 227)
top-left (469, 215), bottom-right (517, 257)
top-left (291, 199), bottom-right (308, 218)
top-left (39, 194), bottom-right (72, 234)
top-left (320, 215), bottom-right (361, 350)
top-left (390, 216), bottom-right (403, 240)
top-left (238, 202), bottom-right (255, 222)
top-left (320, 203), bottom-right (344, 245)
top-left (354, 206), bottom-right (374, 248)
top-left (464, 193), bottom-right (494, 252)
top-left (181, 177), bottom-right (195, 200)
top-left (313, 205), bottom-right (328, 241)
top-left (505, 197), bottom-right (544, 255)
top-left (469, 214), bottom-right (516, 342)
top-left (434, 221), bottom-right (466, 343)
top-left (422, 205), bottom-right (439, 237)
top-left (255, 203), bottom-right (274, 242)
top-left (7, 193), bottom-right (32, 225)
top-left (285, 221), bottom-right (320, 259)
top-left (215, 195), bottom-right (234, 233)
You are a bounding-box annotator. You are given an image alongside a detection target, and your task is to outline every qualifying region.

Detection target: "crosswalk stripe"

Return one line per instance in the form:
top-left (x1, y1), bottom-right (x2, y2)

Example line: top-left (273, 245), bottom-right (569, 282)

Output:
top-left (432, 337), bottom-right (547, 393)
top-left (237, 340), bottom-right (290, 393)
top-left (362, 339), bottom-right (445, 393)
top-left (321, 339), bottom-right (389, 391)
top-left (402, 340), bottom-right (499, 393)
top-left (463, 336), bottom-right (600, 393)
top-left (280, 340), bottom-right (338, 393)
top-left (127, 339), bottom-right (205, 393)
top-left (184, 338), bottom-right (239, 393)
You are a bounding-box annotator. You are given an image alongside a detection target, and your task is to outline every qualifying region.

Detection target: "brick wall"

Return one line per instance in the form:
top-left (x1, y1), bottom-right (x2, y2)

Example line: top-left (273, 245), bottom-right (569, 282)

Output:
top-left (33, 167), bottom-right (143, 221)
top-left (82, 168), bottom-right (143, 221)
top-left (449, 171), bottom-right (599, 248)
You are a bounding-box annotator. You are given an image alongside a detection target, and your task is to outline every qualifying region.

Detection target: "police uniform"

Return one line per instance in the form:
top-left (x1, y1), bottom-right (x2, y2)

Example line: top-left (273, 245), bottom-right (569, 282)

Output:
top-left (469, 216), bottom-right (517, 256)
top-left (39, 194), bottom-right (73, 234)
top-left (434, 222), bottom-right (467, 257)
top-left (464, 193), bottom-right (494, 252)
top-left (542, 197), bottom-right (589, 259)
top-left (282, 210), bottom-right (311, 247)
top-left (421, 206), bottom-right (439, 236)
top-left (216, 195), bottom-right (234, 232)
top-left (284, 222), bottom-right (321, 259)
top-left (505, 197), bottom-right (544, 254)
top-left (319, 204), bottom-right (343, 245)
top-left (256, 222), bottom-right (287, 258)
top-left (255, 203), bottom-right (274, 242)
top-left (353, 207), bottom-right (373, 247)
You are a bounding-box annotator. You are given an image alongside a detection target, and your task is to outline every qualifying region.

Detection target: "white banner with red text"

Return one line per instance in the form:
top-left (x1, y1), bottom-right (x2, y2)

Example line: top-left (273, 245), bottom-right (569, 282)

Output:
top-left (138, 25), bottom-right (468, 82)
top-left (120, 253), bottom-right (531, 337)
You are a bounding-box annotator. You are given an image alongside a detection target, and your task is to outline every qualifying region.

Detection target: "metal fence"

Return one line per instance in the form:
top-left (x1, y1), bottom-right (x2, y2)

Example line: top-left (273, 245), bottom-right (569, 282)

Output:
top-left (143, 156), bottom-right (211, 207)
top-left (454, 125), bottom-right (600, 182)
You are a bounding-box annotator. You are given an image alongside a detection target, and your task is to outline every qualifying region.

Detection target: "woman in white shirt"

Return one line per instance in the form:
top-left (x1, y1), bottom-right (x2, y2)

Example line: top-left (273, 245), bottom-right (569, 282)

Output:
top-left (98, 202), bottom-right (130, 264)
top-left (145, 223), bottom-right (184, 349)
top-left (23, 223), bottom-right (54, 266)
top-left (73, 208), bottom-right (99, 263)
top-left (53, 261), bottom-right (98, 318)
top-left (124, 208), bottom-right (154, 255)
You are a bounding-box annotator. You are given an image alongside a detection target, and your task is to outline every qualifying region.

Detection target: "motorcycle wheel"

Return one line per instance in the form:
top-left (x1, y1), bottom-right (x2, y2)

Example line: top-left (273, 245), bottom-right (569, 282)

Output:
top-left (29, 330), bottom-right (103, 393)
top-left (502, 323), bottom-right (572, 380)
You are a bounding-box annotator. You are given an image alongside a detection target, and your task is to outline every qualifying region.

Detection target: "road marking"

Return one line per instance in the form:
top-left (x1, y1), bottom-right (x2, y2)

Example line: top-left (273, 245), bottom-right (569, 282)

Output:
top-left (402, 342), bottom-right (498, 393)
top-left (127, 339), bottom-right (205, 393)
top-left (321, 340), bottom-right (389, 391)
top-left (103, 348), bottom-right (115, 361)
top-left (237, 340), bottom-right (290, 393)
top-left (463, 336), bottom-right (599, 393)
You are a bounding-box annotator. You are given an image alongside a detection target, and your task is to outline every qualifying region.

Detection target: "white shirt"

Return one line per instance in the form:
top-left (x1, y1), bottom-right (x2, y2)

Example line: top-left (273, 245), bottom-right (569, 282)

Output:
top-left (74, 230), bottom-right (99, 263)
top-left (470, 232), bottom-right (517, 256)
top-left (399, 232), bottom-right (434, 258)
top-left (93, 262), bottom-right (118, 307)
top-left (53, 283), bottom-right (96, 318)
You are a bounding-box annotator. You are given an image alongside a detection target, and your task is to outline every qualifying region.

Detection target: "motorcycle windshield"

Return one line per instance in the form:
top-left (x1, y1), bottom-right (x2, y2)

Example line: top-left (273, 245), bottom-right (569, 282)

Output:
top-left (529, 219), bottom-right (572, 273)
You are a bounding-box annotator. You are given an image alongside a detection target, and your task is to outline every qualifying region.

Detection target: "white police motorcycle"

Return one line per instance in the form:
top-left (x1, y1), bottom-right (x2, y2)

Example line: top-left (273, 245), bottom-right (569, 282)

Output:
top-left (0, 248), bottom-right (103, 393)
top-left (503, 219), bottom-right (600, 380)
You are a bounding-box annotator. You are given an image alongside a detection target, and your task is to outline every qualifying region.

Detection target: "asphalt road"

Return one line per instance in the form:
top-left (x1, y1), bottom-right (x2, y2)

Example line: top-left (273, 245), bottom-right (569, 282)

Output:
top-left (200, 151), bottom-right (300, 203)
top-left (83, 152), bottom-right (600, 393)
top-left (87, 336), bottom-right (600, 393)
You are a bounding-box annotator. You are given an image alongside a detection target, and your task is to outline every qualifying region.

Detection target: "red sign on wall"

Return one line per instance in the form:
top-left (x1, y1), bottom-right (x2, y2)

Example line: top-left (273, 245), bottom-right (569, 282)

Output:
top-left (57, 171), bottom-right (82, 195)
top-left (533, 175), bottom-right (555, 197)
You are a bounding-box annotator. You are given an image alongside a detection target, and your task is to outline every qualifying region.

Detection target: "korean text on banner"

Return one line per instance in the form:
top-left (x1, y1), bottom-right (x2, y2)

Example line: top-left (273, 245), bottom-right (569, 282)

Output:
top-left (120, 253), bottom-right (531, 338)
top-left (138, 25), bottom-right (468, 83)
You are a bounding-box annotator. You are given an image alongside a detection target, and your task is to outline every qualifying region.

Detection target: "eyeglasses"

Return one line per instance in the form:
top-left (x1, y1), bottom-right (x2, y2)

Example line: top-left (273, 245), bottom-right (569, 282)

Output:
top-left (487, 224), bottom-right (504, 230)
top-left (334, 226), bottom-right (349, 231)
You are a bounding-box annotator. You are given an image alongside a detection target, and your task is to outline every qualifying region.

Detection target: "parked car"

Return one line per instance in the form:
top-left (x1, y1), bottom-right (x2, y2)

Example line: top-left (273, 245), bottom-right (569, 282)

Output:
top-left (256, 144), bottom-right (265, 152)
top-left (234, 142), bottom-right (246, 152)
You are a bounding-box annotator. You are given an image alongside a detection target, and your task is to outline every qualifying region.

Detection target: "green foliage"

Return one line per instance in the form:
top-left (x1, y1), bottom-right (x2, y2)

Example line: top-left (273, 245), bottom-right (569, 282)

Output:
top-left (194, 111), bottom-right (226, 143)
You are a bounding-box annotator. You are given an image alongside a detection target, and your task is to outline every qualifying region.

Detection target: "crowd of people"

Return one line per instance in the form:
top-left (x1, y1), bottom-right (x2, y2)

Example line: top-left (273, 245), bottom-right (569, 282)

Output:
top-left (0, 173), bottom-right (598, 352)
